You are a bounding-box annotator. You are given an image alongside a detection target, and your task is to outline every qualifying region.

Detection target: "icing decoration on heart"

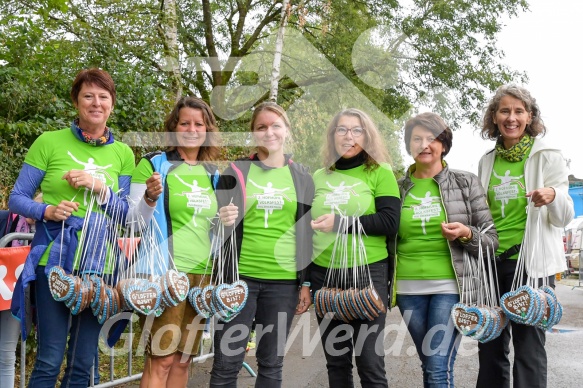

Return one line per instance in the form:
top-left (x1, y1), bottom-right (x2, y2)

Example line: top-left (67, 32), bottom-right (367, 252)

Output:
top-left (166, 270), bottom-right (190, 302)
top-left (478, 309), bottom-right (498, 343)
top-left (501, 286), bottom-right (537, 324)
top-left (360, 288), bottom-right (380, 319)
top-left (333, 292), bottom-right (351, 323)
top-left (126, 281), bottom-right (162, 315)
top-left (319, 287), bottom-right (332, 317)
top-left (353, 289), bottom-right (373, 321)
top-left (116, 280), bottom-right (129, 311)
top-left (341, 290), bottom-right (357, 321)
top-left (343, 289), bottom-right (359, 320)
top-left (64, 276), bottom-right (82, 309)
top-left (539, 285), bottom-right (562, 328)
top-left (90, 275), bottom-right (106, 313)
top-left (107, 285), bottom-right (118, 316)
top-left (201, 285), bottom-right (216, 316)
top-left (48, 267), bottom-right (76, 302)
top-left (451, 303), bottom-right (481, 336)
top-left (189, 287), bottom-right (211, 319)
top-left (348, 289), bottom-right (367, 320)
top-left (313, 288), bottom-right (325, 318)
top-left (160, 279), bottom-right (178, 309)
top-left (213, 281), bottom-right (248, 322)
top-left (364, 287), bottom-right (386, 315)
top-left (70, 277), bottom-right (86, 315)
top-left (529, 289), bottom-right (547, 326)
top-left (326, 288), bottom-right (339, 319)
top-left (82, 276), bottom-right (94, 312)
top-left (468, 306), bottom-right (490, 340)
top-left (97, 287), bottom-right (111, 324)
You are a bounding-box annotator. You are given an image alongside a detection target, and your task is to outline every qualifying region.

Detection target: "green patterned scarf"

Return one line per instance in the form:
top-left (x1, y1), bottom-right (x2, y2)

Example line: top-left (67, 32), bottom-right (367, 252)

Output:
top-left (495, 134), bottom-right (534, 162)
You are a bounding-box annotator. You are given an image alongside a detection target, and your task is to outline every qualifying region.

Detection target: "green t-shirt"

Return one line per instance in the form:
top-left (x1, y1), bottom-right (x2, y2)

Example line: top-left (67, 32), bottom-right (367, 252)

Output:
top-left (132, 159), bottom-right (218, 274)
top-left (487, 155), bottom-right (528, 259)
top-left (397, 176), bottom-right (455, 280)
top-left (311, 163), bottom-right (400, 268)
top-left (25, 128), bottom-right (135, 269)
top-left (239, 164), bottom-right (298, 280)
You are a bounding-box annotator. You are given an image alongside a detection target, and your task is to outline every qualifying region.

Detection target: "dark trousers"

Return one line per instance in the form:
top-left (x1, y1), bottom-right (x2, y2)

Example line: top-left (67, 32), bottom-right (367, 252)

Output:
top-left (477, 259), bottom-right (554, 388)
top-left (311, 260), bottom-right (389, 388)
top-left (210, 279), bottom-right (298, 388)
top-left (28, 266), bottom-right (103, 388)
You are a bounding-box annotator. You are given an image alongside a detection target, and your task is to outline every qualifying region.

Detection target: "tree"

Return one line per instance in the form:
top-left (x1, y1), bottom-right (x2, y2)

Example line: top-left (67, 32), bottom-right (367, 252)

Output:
top-left (0, 0), bottom-right (529, 205)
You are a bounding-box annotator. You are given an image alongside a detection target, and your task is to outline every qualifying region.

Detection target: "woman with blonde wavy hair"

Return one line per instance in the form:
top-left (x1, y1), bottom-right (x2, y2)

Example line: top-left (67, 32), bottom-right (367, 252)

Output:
top-left (310, 108), bottom-right (401, 387)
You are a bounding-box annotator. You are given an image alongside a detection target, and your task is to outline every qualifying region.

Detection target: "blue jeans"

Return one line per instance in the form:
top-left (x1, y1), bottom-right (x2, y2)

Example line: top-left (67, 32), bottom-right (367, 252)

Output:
top-left (310, 260), bottom-right (389, 388)
top-left (92, 350), bottom-right (100, 385)
top-left (397, 293), bottom-right (461, 388)
top-left (28, 266), bottom-right (103, 388)
top-left (0, 309), bottom-right (20, 388)
top-left (210, 278), bottom-right (298, 388)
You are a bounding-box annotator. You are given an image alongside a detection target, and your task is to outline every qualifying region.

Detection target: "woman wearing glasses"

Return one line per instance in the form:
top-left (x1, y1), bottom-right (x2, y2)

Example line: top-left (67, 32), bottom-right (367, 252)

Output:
top-left (309, 108), bottom-right (401, 387)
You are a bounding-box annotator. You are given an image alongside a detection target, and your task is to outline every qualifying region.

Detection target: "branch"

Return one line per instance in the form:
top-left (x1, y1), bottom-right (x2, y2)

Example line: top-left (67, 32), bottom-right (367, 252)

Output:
top-left (202, 0), bottom-right (222, 85)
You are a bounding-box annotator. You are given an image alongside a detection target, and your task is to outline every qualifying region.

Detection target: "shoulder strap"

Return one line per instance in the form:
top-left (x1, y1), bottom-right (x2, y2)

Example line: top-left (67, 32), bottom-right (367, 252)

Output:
top-left (8, 213), bottom-right (19, 234)
top-left (230, 162), bottom-right (247, 210)
top-left (203, 163), bottom-right (220, 190)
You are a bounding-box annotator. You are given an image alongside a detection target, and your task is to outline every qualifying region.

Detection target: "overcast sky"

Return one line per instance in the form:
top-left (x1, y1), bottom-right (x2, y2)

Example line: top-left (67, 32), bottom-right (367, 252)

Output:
top-left (404, 0), bottom-right (583, 177)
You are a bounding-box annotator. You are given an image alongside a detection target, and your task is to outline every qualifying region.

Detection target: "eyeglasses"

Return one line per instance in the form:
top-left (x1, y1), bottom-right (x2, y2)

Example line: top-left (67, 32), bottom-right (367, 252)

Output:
top-left (335, 126), bottom-right (364, 137)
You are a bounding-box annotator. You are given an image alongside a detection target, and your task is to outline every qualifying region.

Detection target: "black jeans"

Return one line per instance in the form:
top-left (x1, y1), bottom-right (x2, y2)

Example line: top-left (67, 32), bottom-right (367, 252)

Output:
top-left (210, 278), bottom-right (298, 388)
top-left (477, 259), bottom-right (554, 388)
top-left (311, 260), bottom-right (389, 388)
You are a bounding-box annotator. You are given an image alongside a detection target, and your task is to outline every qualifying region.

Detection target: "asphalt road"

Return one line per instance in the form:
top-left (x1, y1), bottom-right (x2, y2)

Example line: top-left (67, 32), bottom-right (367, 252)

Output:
top-left (183, 278), bottom-right (583, 387)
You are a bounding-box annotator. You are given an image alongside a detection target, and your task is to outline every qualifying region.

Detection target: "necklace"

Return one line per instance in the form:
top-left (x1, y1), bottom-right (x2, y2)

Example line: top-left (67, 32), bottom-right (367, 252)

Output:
top-left (177, 148), bottom-right (199, 170)
top-left (184, 160), bottom-right (198, 170)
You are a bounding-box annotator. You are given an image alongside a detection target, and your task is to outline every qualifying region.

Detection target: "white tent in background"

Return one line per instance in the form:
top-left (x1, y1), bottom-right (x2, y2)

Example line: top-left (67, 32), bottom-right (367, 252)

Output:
top-left (565, 216), bottom-right (583, 232)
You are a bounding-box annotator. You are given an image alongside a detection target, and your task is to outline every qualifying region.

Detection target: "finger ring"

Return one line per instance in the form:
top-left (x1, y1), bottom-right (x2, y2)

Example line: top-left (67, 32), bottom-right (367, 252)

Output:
top-left (63, 210), bottom-right (67, 216)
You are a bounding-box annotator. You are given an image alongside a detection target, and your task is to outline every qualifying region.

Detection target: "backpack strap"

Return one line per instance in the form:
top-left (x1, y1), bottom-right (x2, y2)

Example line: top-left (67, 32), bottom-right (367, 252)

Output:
top-left (8, 213), bottom-right (19, 234)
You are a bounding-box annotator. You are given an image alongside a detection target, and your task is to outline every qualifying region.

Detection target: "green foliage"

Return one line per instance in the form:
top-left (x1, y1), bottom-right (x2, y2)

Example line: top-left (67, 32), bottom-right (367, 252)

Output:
top-left (0, 0), bottom-right (529, 204)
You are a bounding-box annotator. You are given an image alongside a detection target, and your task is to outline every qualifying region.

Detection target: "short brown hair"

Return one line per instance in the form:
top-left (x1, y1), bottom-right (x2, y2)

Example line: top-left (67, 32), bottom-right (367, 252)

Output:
top-left (403, 112), bottom-right (453, 157)
top-left (323, 108), bottom-right (389, 172)
top-left (70, 68), bottom-right (116, 106)
top-left (480, 84), bottom-right (546, 140)
top-left (164, 96), bottom-right (221, 162)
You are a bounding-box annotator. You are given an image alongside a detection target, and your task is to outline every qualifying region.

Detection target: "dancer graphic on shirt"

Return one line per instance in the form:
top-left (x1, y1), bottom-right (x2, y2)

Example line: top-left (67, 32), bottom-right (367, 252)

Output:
top-left (248, 179), bottom-right (291, 228)
top-left (492, 169), bottom-right (524, 218)
top-left (67, 151), bottom-right (113, 204)
top-left (324, 181), bottom-right (361, 213)
top-left (173, 174), bottom-right (211, 226)
top-left (409, 191), bottom-right (441, 234)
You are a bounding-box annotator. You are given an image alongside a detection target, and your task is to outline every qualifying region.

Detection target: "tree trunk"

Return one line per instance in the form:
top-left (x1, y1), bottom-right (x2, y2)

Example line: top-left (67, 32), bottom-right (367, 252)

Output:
top-left (269, 0), bottom-right (290, 102)
top-left (160, 0), bottom-right (182, 101)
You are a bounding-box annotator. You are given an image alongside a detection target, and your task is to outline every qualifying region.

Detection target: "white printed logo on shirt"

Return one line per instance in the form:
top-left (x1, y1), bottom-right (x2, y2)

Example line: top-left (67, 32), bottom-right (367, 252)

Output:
top-left (323, 181), bottom-right (361, 213)
top-left (68, 151), bottom-right (113, 205)
top-left (492, 170), bottom-right (524, 218)
top-left (173, 174), bottom-right (212, 226)
top-left (248, 179), bottom-right (291, 228)
top-left (409, 191), bottom-right (441, 235)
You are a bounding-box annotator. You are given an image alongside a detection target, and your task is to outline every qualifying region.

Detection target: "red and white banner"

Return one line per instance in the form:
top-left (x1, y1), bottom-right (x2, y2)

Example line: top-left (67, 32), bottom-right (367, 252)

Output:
top-left (0, 246), bottom-right (29, 311)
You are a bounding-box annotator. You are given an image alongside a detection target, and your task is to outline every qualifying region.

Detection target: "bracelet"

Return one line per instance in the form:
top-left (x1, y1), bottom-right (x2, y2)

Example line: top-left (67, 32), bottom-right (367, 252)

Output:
top-left (302, 281), bottom-right (311, 287)
top-left (144, 189), bottom-right (158, 203)
top-left (458, 230), bottom-right (472, 243)
top-left (43, 204), bottom-right (53, 222)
